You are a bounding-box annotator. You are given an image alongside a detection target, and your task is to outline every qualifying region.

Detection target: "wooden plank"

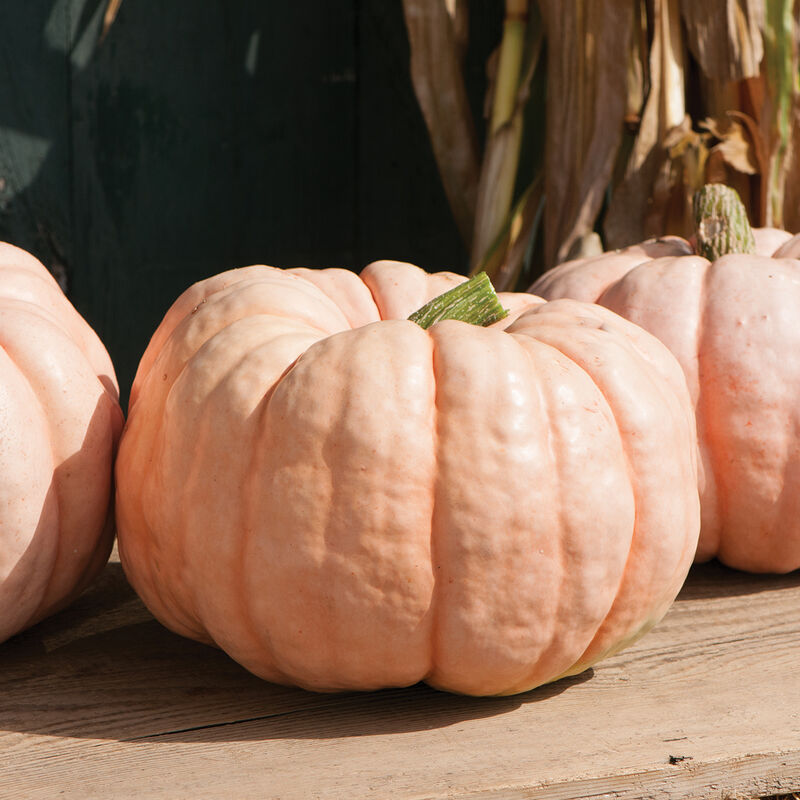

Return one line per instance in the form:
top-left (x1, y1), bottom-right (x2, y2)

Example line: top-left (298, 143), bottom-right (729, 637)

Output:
top-left (1, 554), bottom-right (799, 799)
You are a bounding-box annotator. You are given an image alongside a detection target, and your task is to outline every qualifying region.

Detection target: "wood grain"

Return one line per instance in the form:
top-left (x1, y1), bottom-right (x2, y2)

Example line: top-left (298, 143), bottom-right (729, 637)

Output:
top-left (1, 553), bottom-right (799, 799)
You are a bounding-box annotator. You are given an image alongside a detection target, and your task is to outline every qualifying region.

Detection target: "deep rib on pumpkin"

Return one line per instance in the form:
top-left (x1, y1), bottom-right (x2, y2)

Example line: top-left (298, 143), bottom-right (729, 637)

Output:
top-left (116, 260), bottom-right (699, 695)
top-left (530, 187), bottom-right (800, 573)
top-left (0, 243), bottom-right (123, 642)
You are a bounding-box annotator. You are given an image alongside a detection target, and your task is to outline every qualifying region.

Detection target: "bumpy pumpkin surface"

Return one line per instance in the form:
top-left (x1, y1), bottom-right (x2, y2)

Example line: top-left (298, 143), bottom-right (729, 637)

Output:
top-left (116, 260), bottom-right (699, 695)
top-left (0, 243), bottom-right (123, 642)
top-left (531, 226), bottom-right (800, 573)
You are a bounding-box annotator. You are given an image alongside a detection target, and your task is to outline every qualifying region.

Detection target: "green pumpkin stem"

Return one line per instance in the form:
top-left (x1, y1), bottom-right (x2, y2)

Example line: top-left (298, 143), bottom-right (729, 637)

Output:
top-left (408, 271), bottom-right (508, 329)
top-left (693, 183), bottom-right (756, 260)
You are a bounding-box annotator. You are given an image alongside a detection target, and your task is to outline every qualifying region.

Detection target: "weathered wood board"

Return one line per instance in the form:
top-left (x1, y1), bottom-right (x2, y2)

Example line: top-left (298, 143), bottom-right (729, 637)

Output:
top-left (1, 552), bottom-right (799, 799)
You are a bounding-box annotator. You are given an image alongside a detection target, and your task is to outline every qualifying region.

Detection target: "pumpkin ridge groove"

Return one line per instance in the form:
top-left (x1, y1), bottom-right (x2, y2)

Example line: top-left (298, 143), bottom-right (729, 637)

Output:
top-left (0, 297), bottom-right (85, 344)
top-left (183, 331), bottom-right (307, 650)
top-left (0, 325), bottom-right (86, 628)
top-left (694, 259), bottom-right (724, 561)
top-left (135, 365), bottom-right (206, 640)
top-left (514, 329), bottom-right (632, 683)
top-left (237, 376), bottom-right (291, 684)
top-left (576, 323), bottom-right (699, 663)
top-left (0, 345), bottom-right (61, 636)
top-left (526, 325), bottom-right (644, 670)
top-left (226, 271), bottom-right (352, 332)
top-left (509, 332), bottom-right (565, 691)
top-left (423, 329), bottom-right (441, 685)
top-left (357, 270), bottom-right (384, 321)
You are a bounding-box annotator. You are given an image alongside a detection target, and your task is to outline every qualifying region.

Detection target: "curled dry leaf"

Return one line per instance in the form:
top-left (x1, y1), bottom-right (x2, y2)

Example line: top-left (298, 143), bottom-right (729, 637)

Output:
top-left (702, 112), bottom-right (764, 223)
top-left (402, 0), bottom-right (481, 245)
top-left (702, 114), bottom-right (759, 175)
top-left (538, 0), bottom-right (634, 266)
top-left (646, 116), bottom-right (707, 239)
top-left (680, 0), bottom-right (764, 81)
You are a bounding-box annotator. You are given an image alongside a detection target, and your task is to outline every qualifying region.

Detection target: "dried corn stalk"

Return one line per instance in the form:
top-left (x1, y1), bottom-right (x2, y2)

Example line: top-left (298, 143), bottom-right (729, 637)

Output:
top-left (402, 0), bottom-right (481, 245)
top-left (605, 0), bottom-right (687, 247)
top-left (100, 0), bottom-right (123, 42)
top-left (539, 0), bottom-right (634, 266)
top-left (404, 0), bottom-right (800, 286)
top-left (470, 0), bottom-right (541, 279)
top-left (681, 0), bottom-right (764, 81)
top-left (760, 0), bottom-right (799, 227)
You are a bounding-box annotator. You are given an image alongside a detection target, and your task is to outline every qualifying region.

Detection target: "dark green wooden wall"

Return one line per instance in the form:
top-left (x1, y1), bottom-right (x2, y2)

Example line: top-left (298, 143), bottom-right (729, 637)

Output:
top-left (0, 1), bottom-right (501, 403)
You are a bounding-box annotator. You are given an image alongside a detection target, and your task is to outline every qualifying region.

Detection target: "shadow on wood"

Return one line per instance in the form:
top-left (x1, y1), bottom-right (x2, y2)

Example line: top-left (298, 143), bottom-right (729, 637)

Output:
top-left (2, 544), bottom-right (800, 799)
top-left (0, 559), bottom-right (591, 744)
top-left (677, 560), bottom-right (800, 601)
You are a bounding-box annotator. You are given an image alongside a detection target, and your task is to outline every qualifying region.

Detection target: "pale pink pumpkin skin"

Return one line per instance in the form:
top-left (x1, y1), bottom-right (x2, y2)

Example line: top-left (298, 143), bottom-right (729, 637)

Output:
top-left (0, 243), bottom-right (124, 642)
top-left (116, 260), bottom-right (699, 696)
top-left (531, 230), bottom-right (800, 573)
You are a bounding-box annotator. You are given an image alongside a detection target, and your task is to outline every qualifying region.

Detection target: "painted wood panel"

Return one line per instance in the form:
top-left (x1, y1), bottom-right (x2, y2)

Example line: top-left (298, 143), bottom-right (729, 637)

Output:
top-left (0, 1), bottom-right (505, 400)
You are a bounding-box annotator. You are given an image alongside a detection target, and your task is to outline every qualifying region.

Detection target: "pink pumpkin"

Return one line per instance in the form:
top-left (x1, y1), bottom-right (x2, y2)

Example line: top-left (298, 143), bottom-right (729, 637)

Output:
top-left (0, 243), bottom-right (123, 642)
top-left (116, 260), bottom-right (699, 695)
top-left (531, 184), bottom-right (800, 573)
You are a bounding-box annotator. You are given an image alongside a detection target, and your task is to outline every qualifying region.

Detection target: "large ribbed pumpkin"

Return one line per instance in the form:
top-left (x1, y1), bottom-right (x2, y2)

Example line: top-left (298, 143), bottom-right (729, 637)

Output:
top-left (0, 243), bottom-right (123, 642)
top-left (116, 259), bottom-right (699, 696)
top-left (531, 185), bottom-right (800, 573)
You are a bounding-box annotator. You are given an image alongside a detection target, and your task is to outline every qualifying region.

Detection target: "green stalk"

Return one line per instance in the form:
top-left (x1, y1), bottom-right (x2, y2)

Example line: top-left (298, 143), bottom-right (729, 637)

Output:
top-left (408, 272), bottom-right (508, 329)
top-left (693, 184), bottom-right (756, 260)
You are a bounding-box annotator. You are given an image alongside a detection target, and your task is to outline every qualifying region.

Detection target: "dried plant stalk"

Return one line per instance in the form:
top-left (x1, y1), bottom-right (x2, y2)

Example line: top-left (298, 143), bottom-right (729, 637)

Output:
top-left (625, 0), bottom-right (648, 125)
top-left (538, 0), bottom-right (634, 266)
top-left (100, 0), bottom-right (123, 42)
top-left (605, 0), bottom-right (687, 248)
top-left (680, 0), bottom-right (764, 81)
top-left (473, 177), bottom-right (543, 290)
top-left (762, 0), bottom-right (797, 226)
top-left (445, 0), bottom-right (470, 62)
top-left (470, 0), bottom-right (540, 277)
top-left (405, 0), bottom-right (800, 285)
top-left (402, 0), bottom-right (481, 245)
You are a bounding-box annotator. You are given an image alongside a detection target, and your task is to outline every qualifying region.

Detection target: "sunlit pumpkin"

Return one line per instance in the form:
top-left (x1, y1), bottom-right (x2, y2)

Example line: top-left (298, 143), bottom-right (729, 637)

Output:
top-left (531, 184), bottom-right (800, 573)
top-left (0, 243), bottom-right (123, 642)
top-left (116, 260), bottom-right (699, 695)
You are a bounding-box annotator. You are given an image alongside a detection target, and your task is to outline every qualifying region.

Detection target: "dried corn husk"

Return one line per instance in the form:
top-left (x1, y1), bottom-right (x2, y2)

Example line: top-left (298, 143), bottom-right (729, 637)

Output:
top-left (539, 0), bottom-right (634, 266)
top-left (681, 0), bottom-right (764, 81)
top-left (402, 0), bottom-right (481, 245)
top-left (470, 1), bottom-right (541, 279)
top-left (605, 0), bottom-right (686, 248)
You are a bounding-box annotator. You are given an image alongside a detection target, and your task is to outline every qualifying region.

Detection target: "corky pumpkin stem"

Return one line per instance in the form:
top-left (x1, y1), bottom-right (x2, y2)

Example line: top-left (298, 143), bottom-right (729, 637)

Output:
top-left (408, 272), bottom-right (508, 329)
top-left (693, 184), bottom-right (756, 260)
